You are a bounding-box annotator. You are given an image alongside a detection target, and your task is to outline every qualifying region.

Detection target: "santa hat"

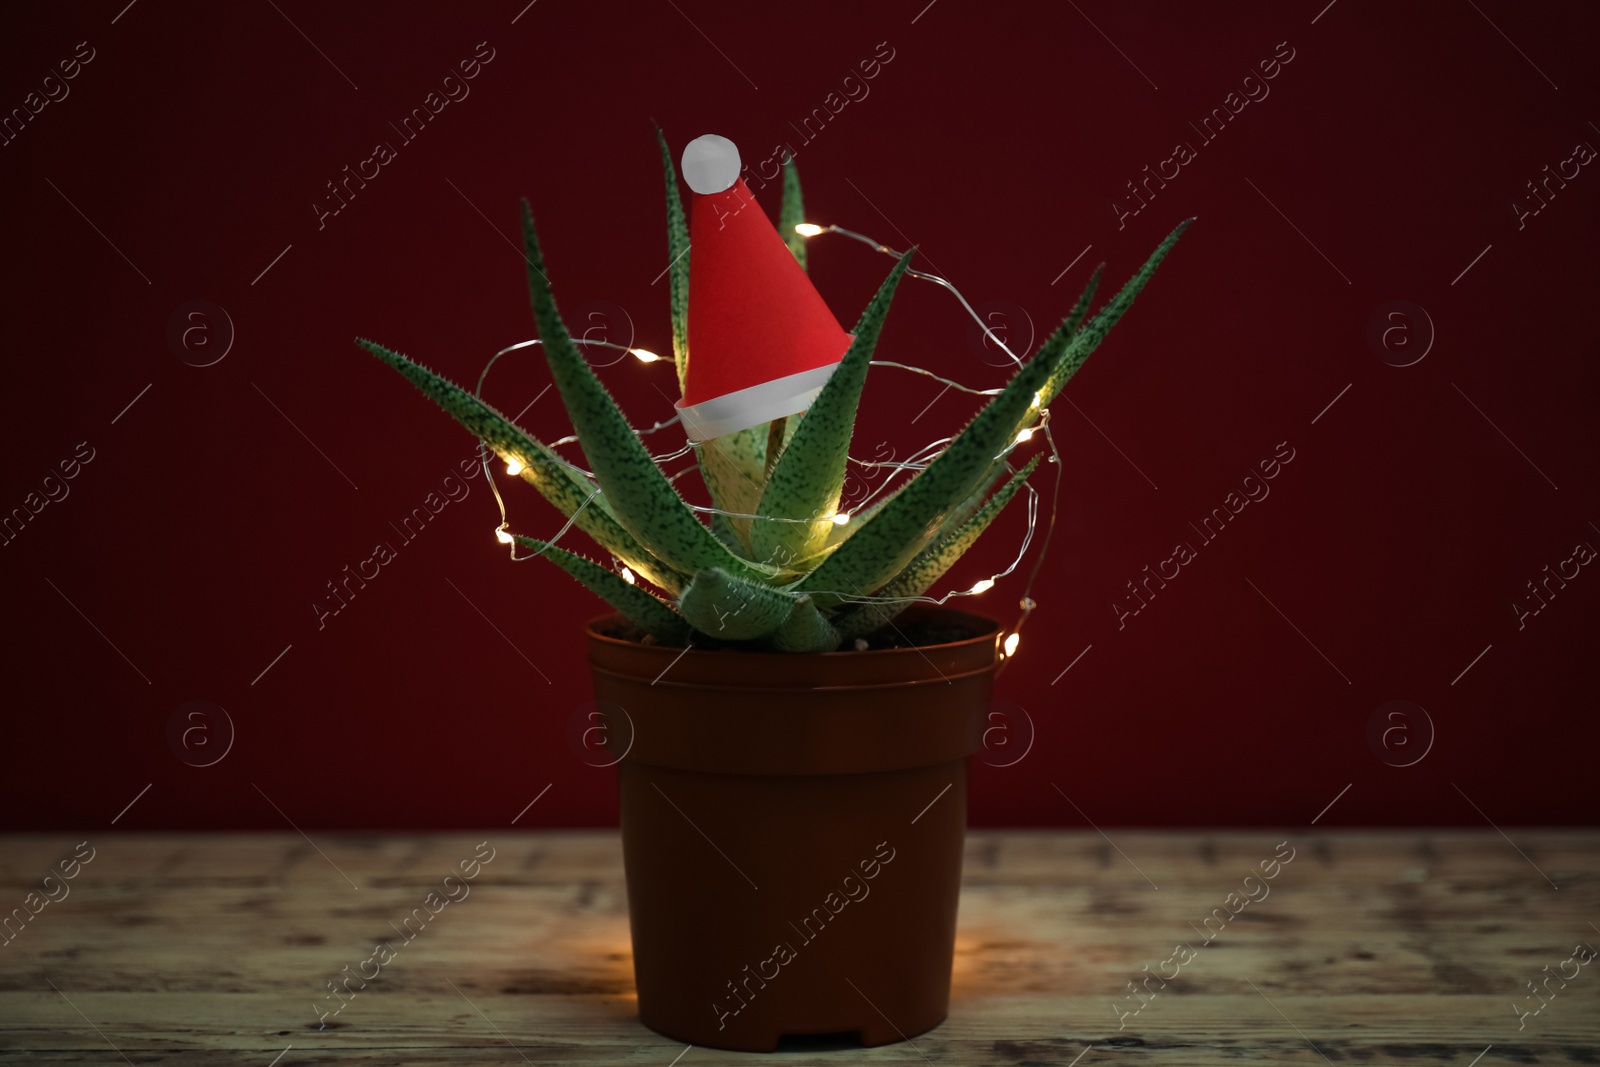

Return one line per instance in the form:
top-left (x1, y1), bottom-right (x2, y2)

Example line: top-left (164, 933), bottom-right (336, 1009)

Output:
top-left (674, 134), bottom-right (853, 442)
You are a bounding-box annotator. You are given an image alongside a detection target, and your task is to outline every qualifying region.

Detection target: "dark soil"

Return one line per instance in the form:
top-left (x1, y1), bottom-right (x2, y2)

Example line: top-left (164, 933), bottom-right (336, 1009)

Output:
top-left (596, 610), bottom-right (991, 652)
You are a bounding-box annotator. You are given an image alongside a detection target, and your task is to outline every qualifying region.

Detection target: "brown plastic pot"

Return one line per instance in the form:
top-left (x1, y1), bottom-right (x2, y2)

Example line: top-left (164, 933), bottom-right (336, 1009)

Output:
top-left (586, 604), bottom-right (1000, 1053)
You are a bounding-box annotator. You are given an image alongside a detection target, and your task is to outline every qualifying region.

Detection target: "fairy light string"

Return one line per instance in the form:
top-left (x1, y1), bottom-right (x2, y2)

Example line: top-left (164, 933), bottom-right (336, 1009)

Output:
top-left (474, 222), bottom-right (1072, 661)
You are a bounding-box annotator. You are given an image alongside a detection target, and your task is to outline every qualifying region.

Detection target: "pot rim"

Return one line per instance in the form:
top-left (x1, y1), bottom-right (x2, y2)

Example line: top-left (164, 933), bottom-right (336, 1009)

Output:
top-left (583, 602), bottom-right (1001, 660)
top-left (587, 664), bottom-right (997, 692)
top-left (586, 603), bottom-right (999, 775)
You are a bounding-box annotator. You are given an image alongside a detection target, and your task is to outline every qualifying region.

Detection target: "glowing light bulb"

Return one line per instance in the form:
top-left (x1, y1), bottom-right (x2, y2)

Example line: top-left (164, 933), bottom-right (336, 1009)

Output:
top-left (495, 527), bottom-right (514, 544)
top-left (794, 223), bottom-right (824, 237)
top-left (631, 348), bottom-right (662, 363)
top-left (1015, 427), bottom-right (1035, 444)
top-left (1003, 632), bottom-right (1020, 657)
top-left (619, 566), bottom-right (636, 585)
top-left (832, 512), bottom-right (851, 526)
top-left (1031, 390), bottom-right (1043, 409)
top-left (505, 457), bottom-right (525, 476)
top-left (970, 578), bottom-right (995, 595)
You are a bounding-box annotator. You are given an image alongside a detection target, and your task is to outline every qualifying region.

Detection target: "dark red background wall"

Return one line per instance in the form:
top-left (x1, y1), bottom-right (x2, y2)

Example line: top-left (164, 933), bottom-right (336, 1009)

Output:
top-left (3, 1), bottom-right (1596, 832)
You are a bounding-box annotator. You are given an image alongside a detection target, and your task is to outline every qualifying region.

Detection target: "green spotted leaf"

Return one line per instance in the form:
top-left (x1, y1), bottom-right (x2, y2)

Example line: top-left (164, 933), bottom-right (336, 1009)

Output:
top-left (698, 426), bottom-right (768, 550)
top-left (1040, 220), bottom-right (1188, 407)
top-left (780, 156), bottom-right (807, 271)
top-left (513, 535), bottom-right (689, 643)
top-left (792, 323), bottom-right (1066, 608)
top-left (359, 339), bottom-right (689, 594)
top-left (948, 264), bottom-right (1101, 532)
top-left (751, 250), bottom-right (914, 567)
top-left (1063, 263), bottom-right (1104, 339)
top-left (820, 261), bottom-right (1088, 560)
top-left (835, 455), bottom-right (1038, 639)
top-left (821, 479), bottom-right (902, 550)
top-left (655, 127), bottom-right (691, 395)
top-left (796, 224), bottom-right (1187, 609)
top-left (677, 567), bottom-right (796, 640)
top-left (767, 595), bottom-right (841, 652)
top-left (521, 202), bottom-right (783, 586)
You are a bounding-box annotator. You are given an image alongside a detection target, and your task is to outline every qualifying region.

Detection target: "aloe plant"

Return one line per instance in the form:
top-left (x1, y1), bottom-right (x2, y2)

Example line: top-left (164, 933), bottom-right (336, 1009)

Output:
top-left (360, 134), bottom-right (1189, 652)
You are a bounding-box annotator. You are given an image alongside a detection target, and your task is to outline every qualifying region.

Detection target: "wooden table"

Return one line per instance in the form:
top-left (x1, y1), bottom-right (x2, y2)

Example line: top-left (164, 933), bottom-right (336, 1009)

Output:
top-left (1, 831), bottom-right (1595, 1064)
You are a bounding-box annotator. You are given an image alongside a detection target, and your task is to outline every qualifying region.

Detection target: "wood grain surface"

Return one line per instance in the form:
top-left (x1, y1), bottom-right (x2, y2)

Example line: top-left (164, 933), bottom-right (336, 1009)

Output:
top-left (0, 831), bottom-right (1595, 1064)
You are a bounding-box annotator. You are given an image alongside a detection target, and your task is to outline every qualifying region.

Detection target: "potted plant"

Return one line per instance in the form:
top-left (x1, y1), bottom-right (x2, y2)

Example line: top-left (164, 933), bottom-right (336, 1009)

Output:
top-left (361, 131), bottom-right (1187, 1052)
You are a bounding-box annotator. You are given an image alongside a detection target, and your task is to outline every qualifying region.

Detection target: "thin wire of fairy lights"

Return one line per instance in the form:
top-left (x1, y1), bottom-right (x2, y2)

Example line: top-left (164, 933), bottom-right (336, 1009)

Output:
top-left (472, 222), bottom-right (1082, 660)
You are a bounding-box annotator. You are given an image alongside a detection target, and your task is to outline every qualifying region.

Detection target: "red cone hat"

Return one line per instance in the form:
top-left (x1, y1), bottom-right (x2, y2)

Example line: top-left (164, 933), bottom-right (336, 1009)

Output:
top-left (675, 134), bottom-right (853, 442)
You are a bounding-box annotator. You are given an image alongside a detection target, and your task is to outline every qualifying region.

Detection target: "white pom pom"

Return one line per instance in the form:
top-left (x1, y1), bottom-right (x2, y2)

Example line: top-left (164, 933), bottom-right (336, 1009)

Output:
top-left (682, 134), bottom-right (741, 195)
